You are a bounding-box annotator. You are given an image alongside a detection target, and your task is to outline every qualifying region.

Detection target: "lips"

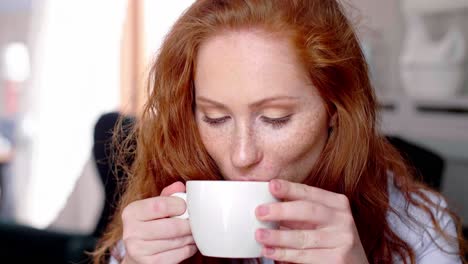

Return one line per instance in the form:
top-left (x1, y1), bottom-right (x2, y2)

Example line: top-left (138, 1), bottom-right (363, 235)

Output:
top-left (222, 167), bottom-right (280, 182)
top-left (227, 176), bottom-right (273, 182)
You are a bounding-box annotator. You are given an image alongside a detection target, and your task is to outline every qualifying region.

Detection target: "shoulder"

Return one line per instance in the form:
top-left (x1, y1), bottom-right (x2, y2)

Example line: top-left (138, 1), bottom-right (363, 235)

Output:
top-left (387, 180), bottom-right (461, 263)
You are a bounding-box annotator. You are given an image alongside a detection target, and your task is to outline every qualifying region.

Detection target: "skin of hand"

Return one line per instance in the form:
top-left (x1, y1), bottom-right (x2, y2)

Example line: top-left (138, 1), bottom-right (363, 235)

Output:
top-left (121, 182), bottom-right (198, 264)
top-left (255, 179), bottom-right (369, 264)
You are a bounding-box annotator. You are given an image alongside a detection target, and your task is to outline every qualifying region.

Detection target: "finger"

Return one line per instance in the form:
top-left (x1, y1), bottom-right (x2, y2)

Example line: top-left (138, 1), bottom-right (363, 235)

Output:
top-left (269, 179), bottom-right (350, 210)
top-left (279, 220), bottom-right (317, 230)
top-left (124, 218), bottom-right (192, 240)
top-left (141, 245), bottom-right (198, 264)
top-left (122, 196), bottom-right (186, 222)
top-left (262, 247), bottom-right (338, 263)
top-left (125, 235), bottom-right (195, 257)
top-left (130, 218), bottom-right (192, 240)
top-left (256, 200), bottom-right (337, 226)
top-left (161, 181), bottom-right (186, 196)
top-left (256, 228), bottom-right (341, 250)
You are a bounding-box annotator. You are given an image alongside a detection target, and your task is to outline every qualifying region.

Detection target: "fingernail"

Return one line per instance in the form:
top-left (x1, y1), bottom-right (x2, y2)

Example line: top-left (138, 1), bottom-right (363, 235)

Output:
top-left (257, 229), bottom-right (269, 240)
top-left (264, 247), bottom-right (275, 256)
top-left (256, 205), bottom-right (269, 217)
top-left (271, 180), bottom-right (281, 192)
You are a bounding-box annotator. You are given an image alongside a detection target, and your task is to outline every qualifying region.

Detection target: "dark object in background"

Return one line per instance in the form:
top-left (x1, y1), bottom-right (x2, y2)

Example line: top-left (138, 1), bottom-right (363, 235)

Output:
top-left (387, 136), bottom-right (444, 190)
top-left (0, 112), bottom-right (134, 263)
top-left (0, 221), bottom-right (96, 263)
top-left (464, 228), bottom-right (468, 261)
top-left (92, 112), bottom-right (135, 238)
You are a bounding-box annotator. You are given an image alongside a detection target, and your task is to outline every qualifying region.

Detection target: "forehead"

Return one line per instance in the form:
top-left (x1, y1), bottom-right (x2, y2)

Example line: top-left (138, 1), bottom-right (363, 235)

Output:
top-left (194, 30), bottom-right (314, 99)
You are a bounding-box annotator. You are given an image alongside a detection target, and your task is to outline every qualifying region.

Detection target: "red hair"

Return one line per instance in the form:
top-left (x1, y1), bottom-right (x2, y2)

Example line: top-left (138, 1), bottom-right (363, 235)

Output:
top-left (93, 0), bottom-right (466, 263)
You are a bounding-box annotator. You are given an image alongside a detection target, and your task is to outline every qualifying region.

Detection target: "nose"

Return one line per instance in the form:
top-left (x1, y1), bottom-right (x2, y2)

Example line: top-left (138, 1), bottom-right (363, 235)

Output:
top-left (230, 124), bottom-right (263, 170)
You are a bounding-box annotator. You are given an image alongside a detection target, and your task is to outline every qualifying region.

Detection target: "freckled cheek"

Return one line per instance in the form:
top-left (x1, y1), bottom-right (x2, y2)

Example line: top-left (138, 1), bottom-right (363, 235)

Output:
top-left (260, 132), bottom-right (308, 167)
top-left (197, 126), bottom-right (232, 163)
top-left (260, 120), bottom-right (327, 166)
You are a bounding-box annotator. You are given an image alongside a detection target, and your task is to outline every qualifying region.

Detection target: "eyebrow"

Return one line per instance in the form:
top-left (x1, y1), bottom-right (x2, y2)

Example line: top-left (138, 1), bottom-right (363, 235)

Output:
top-left (196, 95), bottom-right (300, 109)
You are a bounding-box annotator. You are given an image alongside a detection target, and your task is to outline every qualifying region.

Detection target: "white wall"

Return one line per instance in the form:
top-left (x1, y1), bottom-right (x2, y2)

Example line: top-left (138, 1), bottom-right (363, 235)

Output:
top-left (348, 0), bottom-right (468, 223)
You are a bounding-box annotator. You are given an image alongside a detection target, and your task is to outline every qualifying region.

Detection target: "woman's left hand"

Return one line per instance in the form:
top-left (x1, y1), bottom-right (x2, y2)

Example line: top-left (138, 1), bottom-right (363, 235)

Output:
top-left (255, 179), bottom-right (369, 264)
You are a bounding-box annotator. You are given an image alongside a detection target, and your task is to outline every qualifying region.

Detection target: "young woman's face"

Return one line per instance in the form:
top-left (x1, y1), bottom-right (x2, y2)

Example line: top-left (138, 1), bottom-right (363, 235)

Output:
top-left (194, 31), bottom-right (331, 183)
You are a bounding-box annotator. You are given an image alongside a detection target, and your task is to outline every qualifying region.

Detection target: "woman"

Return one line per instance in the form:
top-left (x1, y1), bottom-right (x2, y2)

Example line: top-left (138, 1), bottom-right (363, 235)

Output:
top-left (93, 0), bottom-right (466, 263)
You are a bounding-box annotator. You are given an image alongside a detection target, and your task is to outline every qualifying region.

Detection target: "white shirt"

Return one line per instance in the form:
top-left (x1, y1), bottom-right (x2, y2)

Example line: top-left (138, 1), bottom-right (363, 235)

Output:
top-left (386, 182), bottom-right (460, 263)
top-left (111, 182), bottom-right (461, 264)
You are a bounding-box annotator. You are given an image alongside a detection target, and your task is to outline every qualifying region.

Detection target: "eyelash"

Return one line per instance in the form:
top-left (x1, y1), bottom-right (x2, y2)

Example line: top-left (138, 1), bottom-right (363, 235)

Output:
top-left (202, 116), bottom-right (231, 126)
top-left (202, 115), bottom-right (292, 129)
top-left (260, 115), bottom-right (292, 129)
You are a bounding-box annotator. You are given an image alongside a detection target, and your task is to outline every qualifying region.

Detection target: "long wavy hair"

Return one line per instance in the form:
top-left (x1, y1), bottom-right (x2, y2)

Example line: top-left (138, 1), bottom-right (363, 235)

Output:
top-left (93, 0), bottom-right (466, 263)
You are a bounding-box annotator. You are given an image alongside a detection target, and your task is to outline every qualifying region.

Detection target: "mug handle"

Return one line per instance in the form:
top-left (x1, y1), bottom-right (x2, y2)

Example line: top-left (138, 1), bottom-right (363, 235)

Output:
top-left (170, 192), bottom-right (189, 219)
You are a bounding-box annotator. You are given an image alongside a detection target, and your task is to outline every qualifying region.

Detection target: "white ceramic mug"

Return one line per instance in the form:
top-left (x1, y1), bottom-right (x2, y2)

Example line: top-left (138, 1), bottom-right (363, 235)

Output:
top-left (172, 181), bottom-right (279, 258)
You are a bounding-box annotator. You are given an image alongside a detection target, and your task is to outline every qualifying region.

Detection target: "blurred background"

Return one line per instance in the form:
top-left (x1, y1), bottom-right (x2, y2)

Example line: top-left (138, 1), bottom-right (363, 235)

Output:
top-left (0, 0), bottom-right (467, 263)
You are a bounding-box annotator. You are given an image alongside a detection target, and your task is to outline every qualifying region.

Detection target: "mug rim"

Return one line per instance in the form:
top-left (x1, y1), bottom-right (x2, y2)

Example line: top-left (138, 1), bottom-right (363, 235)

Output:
top-left (186, 180), bottom-right (270, 184)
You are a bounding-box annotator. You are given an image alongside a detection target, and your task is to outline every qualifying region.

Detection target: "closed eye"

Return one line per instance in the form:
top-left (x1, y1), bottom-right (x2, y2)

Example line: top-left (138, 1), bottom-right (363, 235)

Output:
top-left (202, 116), bottom-right (231, 126)
top-left (260, 114), bottom-right (292, 129)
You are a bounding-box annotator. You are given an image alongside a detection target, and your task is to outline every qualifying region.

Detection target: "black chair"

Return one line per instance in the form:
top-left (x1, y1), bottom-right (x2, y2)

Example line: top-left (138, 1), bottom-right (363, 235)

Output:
top-left (0, 113), bottom-right (134, 264)
top-left (387, 136), bottom-right (444, 190)
top-left (0, 220), bottom-right (96, 263)
top-left (464, 228), bottom-right (468, 262)
top-left (92, 112), bottom-right (135, 238)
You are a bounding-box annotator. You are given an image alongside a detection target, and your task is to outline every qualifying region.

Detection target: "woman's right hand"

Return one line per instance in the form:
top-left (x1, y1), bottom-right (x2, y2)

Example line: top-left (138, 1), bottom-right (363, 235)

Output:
top-left (121, 182), bottom-right (198, 264)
